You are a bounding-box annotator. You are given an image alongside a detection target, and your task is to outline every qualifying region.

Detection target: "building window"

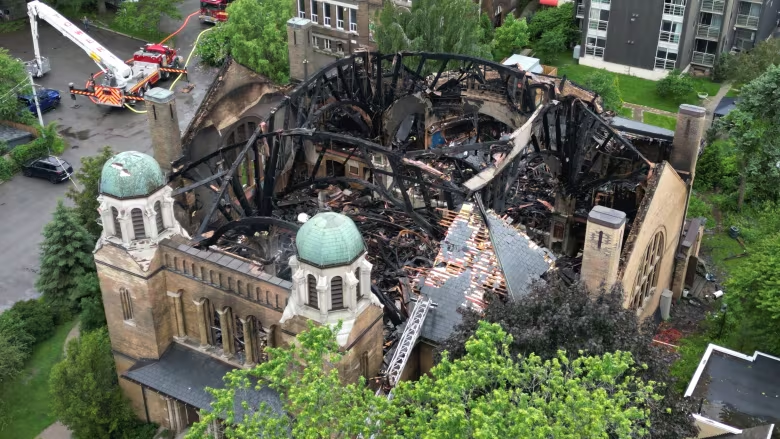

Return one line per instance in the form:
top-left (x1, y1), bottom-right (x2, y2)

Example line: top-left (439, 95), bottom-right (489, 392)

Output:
top-left (588, 8), bottom-right (609, 31)
top-left (312, 35), bottom-right (319, 48)
top-left (298, 0), bottom-right (305, 18)
top-left (174, 256), bottom-right (179, 271)
top-left (131, 208), bottom-right (146, 239)
top-left (324, 39), bottom-right (331, 50)
top-left (154, 201), bottom-right (164, 234)
top-left (349, 8), bottom-right (357, 32)
top-left (120, 288), bottom-right (134, 322)
top-left (663, 0), bottom-right (685, 16)
top-left (355, 268), bottom-right (362, 299)
top-left (659, 20), bottom-right (682, 44)
top-left (310, 0), bottom-right (318, 22)
top-left (631, 231), bottom-right (665, 310)
top-left (336, 7), bottom-right (344, 29)
top-left (331, 276), bottom-right (343, 309)
top-left (324, 3), bottom-right (331, 26)
top-left (237, 280), bottom-right (243, 296)
top-left (111, 207), bottom-right (122, 239)
top-left (655, 47), bottom-right (678, 70)
top-left (307, 274), bottom-right (318, 308)
top-left (585, 36), bottom-right (606, 58)
top-left (183, 260), bottom-right (189, 275)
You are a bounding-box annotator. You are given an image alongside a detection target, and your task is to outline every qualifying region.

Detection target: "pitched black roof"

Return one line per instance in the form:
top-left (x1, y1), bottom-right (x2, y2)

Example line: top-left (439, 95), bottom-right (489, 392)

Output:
top-left (123, 343), bottom-right (282, 420)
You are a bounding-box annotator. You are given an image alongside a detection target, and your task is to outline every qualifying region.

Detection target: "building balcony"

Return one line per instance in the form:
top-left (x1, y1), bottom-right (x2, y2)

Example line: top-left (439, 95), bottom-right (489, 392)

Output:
top-left (692, 51), bottom-right (716, 67)
top-left (734, 37), bottom-right (755, 51)
top-left (736, 14), bottom-right (760, 29)
top-left (576, 4), bottom-right (585, 17)
top-left (696, 24), bottom-right (721, 40)
top-left (700, 0), bottom-right (725, 14)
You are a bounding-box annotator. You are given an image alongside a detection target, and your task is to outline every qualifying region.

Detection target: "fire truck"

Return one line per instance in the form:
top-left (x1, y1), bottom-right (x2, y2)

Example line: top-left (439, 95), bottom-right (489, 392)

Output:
top-left (26, 1), bottom-right (187, 108)
top-left (199, 0), bottom-right (233, 23)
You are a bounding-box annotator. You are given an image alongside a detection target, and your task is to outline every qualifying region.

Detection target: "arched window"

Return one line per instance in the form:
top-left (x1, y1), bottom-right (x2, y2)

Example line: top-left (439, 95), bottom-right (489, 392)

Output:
top-left (210, 305), bottom-right (222, 349)
top-left (234, 314), bottom-right (245, 359)
top-left (120, 288), bottom-right (134, 322)
top-left (183, 260), bottom-right (189, 275)
top-left (192, 264), bottom-right (197, 278)
top-left (307, 274), bottom-right (318, 309)
top-left (201, 267), bottom-right (207, 280)
top-left (209, 270), bottom-right (215, 284)
top-left (237, 280), bottom-right (243, 296)
top-left (111, 207), bottom-right (122, 239)
top-left (355, 269), bottom-right (362, 300)
top-left (131, 208), bottom-right (146, 239)
top-left (331, 276), bottom-right (343, 309)
top-left (154, 201), bottom-right (164, 235)
top-left (632, 231), bottom-right (665, 309)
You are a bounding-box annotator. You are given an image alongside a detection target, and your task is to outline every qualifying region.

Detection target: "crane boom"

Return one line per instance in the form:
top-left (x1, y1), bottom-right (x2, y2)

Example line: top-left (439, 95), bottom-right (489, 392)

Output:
top-left (27, 1), bottom-right (133, 86)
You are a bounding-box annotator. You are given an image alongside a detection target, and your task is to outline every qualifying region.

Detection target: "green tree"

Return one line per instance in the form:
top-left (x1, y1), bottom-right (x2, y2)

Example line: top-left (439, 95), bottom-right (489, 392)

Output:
top-left (528, 2), bottom-right (579, 45)
top-left (190, 322), bottom-right (659, 438)
top-left (491, 15), bottom-right (530, 62)
top-left (50, 329), bottom-right (138, 439)
top-left (721, 38), bottom-right (780, 86)
top-left (114, 0), bottom-right (183, 40)
top-left (76, 273), bottom-right (108, 332)
top-left (0, 48), bottom-right (31, 123)
top-left (196, 0), bottom-right (292, 83)
top-left (583, 70), bottom-right (623, 112)
top-left (0, 335), bottom-right (27, 386)
top-left (716, 64), bottom-right (780, 209)
top-left (36, 201), bottom-right (96, 310)
top-left (67, 146), bottom-right (114, 237)
top-left (724, 234), bottom-right (780, 355)
top-left (656, 70), bottom-right (695, 102)
top-left (0, 299), bottom-right (55, 344)
top-left (374, 0), bottom-right (491, 60)
top-left (533, 26), bottom-right (567, 64)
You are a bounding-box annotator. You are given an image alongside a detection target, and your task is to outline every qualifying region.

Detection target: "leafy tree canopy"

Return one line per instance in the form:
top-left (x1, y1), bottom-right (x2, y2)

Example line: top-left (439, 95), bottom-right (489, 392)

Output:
top-left (528, 3), bottom-right (579, 45)
top-left (441, 277), bottom-right (698, 439)
top-left (374, 0), bottom-right (491, 61)
top-left (583, 70), bottom-right (623, 113)
top-left (75, 273), bottom-right (107, 332)
top-left (656, 70), bottom-right (695, 102)
top-left (196, 0), bottom-right (292, 83)
top-left (0, 48), bottom-right (31, 123)
top-left (191, 320), bottom-right (663, 438)
top-left (0, 335), bottom-right (26, 386)
top-left (49, 329), bottom-right (140, 439)
top-left (67, 146), bottom-right (114, 238)
top-left (491, 15), bottom-right (530, 62)
top-left (720, 38), bottom-right (780, 86)
top-left (533, 26), bottom-right (567, 64)
top-left (716, 64), bottom-right (780, 209)
top-left (35, 201), bottom-right (96, 311)
top-left (114, 0), bottom-right (183, 40)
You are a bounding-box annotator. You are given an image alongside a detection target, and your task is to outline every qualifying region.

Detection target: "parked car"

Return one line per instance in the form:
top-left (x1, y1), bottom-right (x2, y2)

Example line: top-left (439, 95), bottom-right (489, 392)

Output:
top-left (18, 88), bottom-right (60, 114)
top-left (21, 156), bottom-right (73, 183)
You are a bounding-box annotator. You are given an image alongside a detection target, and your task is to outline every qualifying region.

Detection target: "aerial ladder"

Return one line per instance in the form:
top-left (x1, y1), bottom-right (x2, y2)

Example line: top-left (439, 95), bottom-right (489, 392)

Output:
top-left (26, 0), bottom-right (187, 108)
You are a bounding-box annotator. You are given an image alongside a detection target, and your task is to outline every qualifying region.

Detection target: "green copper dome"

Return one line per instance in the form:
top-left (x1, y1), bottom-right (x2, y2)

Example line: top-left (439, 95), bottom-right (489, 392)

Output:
top-left (296, 212), bottom-right (365, 267)
top-left (100, 151), bottom-right (165, 198)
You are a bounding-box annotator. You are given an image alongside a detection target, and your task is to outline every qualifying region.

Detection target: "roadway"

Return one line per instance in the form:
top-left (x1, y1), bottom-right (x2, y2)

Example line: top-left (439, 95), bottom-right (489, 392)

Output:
top-left (0, 0), bottom-right (217, 310)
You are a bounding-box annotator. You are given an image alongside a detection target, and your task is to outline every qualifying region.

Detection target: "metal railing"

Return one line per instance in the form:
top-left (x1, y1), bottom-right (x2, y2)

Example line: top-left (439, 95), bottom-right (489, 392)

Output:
top-left (736, 14), bottom-right (759, 28)
top-left (577, 4), bottom-right (585, 17)
top-left (659, 31), bottom-right (681, 43)
top-left (692, 51), bottom-right (716, 66)
top-left (696, 24), bottom-right (721, 40)
top-left (700, 0), bottom-right (725, 13)
top-left (663, 4), bottom-right (685, 16)
top-left (588, 20), bottom-right (608, 31)
top-left (585, 46), bottom-right (605, 57)
top-left (734, 37), bottom-right (755, 51)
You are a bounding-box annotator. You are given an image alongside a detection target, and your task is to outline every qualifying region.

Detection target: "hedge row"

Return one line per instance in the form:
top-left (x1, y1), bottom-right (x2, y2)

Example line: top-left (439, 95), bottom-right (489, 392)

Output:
top-left (0, 130), bottom-right (66, 183)
top-left (0, 299), bottom-right (57, 386)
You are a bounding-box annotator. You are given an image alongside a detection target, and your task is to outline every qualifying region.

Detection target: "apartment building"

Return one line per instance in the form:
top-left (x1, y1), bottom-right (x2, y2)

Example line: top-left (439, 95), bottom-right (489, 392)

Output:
top-left (287, 0), bottom-right (382, 82)
top-left (575, 0), bottom-right (780, 79)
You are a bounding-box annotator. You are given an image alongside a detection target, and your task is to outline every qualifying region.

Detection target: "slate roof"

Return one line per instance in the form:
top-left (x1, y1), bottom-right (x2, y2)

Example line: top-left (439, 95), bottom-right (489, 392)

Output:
top-left (419, 203), bottom-right (554, 343)
top-left (162, 240), bottom-right (293, 290)
top-left (123, 343), bottom-right (283, 420)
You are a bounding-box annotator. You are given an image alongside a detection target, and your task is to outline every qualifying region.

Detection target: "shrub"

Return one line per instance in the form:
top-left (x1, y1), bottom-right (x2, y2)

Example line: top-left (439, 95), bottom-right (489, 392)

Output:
top-left (694, 139), bottom-right (739, 194)
top-left (687, 194), bottom-right (714, 228)
top-left (656, 70), bottom-right (695, 100)
top-left (0, 156), bottom-right (17, 182)
top-left (0, 299), bottom-right (55, 344)
top-left (583, 71), bottom-right (623, 112)
top-left (9, 137), bottom-right (49, 167)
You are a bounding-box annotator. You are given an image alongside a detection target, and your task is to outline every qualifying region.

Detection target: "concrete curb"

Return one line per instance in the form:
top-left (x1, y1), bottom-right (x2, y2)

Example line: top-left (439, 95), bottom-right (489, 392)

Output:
top-left (90, 22), bottom-right (150, 44)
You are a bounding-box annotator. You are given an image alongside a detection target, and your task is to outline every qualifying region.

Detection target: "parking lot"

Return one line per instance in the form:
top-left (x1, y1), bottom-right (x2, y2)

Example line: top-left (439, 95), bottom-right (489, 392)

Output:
top-left (0, 2), bottom-right (216, 310)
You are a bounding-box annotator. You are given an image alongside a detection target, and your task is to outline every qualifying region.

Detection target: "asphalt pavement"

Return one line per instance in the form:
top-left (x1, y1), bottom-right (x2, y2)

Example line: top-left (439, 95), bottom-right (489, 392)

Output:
top-left (0, 0), bottom-right (217, 310)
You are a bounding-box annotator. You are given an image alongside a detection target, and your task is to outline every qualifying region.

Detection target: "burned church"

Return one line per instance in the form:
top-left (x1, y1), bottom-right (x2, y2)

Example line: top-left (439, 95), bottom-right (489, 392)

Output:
top-left (94, 52), bottom-right (705, 433)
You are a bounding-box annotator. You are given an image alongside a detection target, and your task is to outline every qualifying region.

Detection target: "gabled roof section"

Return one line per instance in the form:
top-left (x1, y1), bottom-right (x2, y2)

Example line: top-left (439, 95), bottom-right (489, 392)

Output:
top-left (418, 203), bottom-right (554, 343)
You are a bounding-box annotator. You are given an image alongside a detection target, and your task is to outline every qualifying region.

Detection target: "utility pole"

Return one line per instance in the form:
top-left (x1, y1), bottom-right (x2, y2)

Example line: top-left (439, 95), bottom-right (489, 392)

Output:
top-left (29, 71), bottom-right (44, 127)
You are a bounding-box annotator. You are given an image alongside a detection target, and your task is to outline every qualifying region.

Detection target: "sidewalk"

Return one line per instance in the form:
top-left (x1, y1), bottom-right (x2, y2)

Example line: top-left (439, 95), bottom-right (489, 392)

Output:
top-left (622, 82), bottom-right (730, 125)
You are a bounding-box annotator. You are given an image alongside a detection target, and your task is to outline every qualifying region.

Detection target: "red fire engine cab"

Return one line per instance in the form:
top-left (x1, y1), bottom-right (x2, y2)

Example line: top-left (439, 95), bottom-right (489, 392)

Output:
top-left (200, 0), bottom-right (233, 23)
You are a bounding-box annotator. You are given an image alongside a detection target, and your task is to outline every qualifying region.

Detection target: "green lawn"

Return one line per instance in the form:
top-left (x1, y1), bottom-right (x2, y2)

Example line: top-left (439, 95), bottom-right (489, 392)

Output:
top-left (642, 112), bottom-right (677, 131)
top-left (617, 106), bottom-right (633, 118)
top-left (0, 321), bottom-right (76, 439)
top-left (725, 86), bottom-right (741, 98)
top-left (555, 62), bottom-right (720, 113)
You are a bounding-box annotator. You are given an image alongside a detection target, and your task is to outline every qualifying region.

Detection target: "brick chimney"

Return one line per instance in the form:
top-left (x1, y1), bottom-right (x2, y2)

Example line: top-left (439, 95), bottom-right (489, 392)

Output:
top-left (670, 104), bottom-right (706, 178)
top-left (580, 205), bottom-right (627, 293)
top-left (145, 87), bottom-right (182, 173)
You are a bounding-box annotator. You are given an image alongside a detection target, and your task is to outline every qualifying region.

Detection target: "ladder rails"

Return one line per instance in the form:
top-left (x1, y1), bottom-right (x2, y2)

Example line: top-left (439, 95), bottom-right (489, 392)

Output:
top-left (385, 296), bottom-right (436, 388)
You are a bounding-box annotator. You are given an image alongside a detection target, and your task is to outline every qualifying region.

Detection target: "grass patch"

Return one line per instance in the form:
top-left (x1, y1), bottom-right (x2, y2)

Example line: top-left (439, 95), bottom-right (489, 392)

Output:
top-left (642, 112), bottom-right (677, 131)
top-left (0, 321), bottom-right (76, 439)
top-left (616, 106), bottom-right (633, 118)
top-left (554, 62), bottom-right (718, 113)
top-left (725, 86), bottom-right (741, 98)
top-left (0, 19), bottom-right (24, 34)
